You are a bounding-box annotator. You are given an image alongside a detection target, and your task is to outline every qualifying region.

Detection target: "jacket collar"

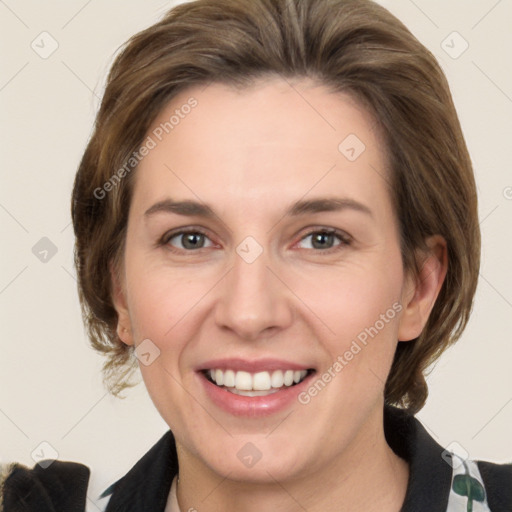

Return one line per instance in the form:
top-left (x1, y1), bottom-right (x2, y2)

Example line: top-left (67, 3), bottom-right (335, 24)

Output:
top-left (383, 405), bottom-right (452, 511)
top-left (102, 428), bottom-right (178, 511)
top-left (103, 405), bottom-right (452, 511)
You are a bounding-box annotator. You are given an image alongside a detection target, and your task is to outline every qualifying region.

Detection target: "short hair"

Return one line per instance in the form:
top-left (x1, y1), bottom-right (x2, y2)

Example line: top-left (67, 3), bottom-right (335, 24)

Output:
top-left (71, 0), bottom-right (480, 413)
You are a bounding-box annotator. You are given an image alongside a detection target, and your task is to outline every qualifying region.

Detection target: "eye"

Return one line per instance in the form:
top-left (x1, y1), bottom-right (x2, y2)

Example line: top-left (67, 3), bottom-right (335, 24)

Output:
top-left (159, 227), bottom-right (352, 254)
top-left (162, 229), bottom-right (215, 251)
top-left (296, 228), bottom-right (351, 252)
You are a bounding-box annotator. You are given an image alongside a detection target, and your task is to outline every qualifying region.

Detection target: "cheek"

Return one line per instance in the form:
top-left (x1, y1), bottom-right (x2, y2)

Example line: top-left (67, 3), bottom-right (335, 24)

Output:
top-left (125, 258), bottom-right (210, 342)
top-left (124, 265), bottom-right (211, 425)
top-left (291, 260), bottom-right (404, 394)
top-left (295, 260), bottom-right (403, 336)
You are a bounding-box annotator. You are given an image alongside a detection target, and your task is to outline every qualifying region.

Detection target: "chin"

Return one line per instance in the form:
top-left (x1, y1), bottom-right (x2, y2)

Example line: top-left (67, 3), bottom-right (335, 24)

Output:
top-left (195, 436), bottom-right (310, 484)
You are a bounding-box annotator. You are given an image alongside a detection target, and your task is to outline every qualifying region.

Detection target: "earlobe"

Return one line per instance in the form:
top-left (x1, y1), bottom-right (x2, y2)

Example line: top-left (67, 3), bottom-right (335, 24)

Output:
top-left (397, 235), bottom-right (448, 342)
top-left (109, 260), bottom-right (134, 346)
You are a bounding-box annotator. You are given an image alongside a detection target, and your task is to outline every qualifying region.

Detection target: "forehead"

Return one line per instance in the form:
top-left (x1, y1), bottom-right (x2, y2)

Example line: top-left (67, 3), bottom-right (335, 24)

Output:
top-left (132, 77), bottom-right (392, 219)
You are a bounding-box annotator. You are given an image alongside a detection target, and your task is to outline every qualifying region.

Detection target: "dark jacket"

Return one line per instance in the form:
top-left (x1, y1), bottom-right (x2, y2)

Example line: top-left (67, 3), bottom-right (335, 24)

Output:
top-left (1, 406), bottom-right (511, 511)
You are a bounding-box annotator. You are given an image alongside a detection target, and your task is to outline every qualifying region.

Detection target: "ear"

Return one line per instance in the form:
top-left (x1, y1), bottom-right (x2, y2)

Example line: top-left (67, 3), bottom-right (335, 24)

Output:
top-left (110, 260), bottom-right (134, 346)
top-left (397, 235), bottom-right (448, 342)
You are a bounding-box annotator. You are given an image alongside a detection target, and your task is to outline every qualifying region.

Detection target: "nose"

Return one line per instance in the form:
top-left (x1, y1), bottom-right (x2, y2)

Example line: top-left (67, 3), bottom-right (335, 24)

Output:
top-left (214, 244), bottom-right (293, 341)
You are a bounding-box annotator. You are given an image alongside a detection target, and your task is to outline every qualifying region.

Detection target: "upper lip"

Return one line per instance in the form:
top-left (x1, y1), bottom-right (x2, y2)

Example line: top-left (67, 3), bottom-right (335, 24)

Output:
top-left (196, 358), bottom-right (314, 373)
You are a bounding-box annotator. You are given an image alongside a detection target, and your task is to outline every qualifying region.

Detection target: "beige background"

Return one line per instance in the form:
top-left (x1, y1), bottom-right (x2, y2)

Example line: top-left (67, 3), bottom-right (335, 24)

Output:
top-left (1, 0), bottom-right (511, 507)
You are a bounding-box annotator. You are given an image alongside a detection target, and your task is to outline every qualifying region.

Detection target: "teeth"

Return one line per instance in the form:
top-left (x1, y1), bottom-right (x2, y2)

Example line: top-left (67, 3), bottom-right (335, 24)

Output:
top-left (235, 371), bottom-right (253, 390)
top-left (283, 370), bottom-right (294, 386)
top-left (207, 368), bottom-right (309, 391)
top-left (253, 371), bottom-right (271, 391)
top-left (223, 369), bottom-right (235, 387)
top-left (271, 370), bottom-right (284, 388)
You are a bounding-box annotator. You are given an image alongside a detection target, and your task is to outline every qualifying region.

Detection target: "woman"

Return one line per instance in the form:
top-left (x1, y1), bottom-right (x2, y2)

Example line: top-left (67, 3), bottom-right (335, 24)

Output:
top-left (1, 0), bottom-right (510, 510)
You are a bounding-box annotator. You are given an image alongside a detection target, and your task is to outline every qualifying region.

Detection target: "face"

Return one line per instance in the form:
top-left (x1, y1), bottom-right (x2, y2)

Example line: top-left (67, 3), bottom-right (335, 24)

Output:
top-left (112, 77), bottom-right (435, 483)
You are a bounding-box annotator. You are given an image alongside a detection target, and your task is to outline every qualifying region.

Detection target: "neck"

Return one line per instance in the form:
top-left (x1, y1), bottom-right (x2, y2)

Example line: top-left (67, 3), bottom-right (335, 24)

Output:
top-left (175, 406), bottom-right (409, 512)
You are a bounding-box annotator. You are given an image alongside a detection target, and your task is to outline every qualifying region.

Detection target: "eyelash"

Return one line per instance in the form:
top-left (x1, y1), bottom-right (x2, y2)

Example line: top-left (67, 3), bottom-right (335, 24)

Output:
top-left (159, 226), bottom-right (352, 255)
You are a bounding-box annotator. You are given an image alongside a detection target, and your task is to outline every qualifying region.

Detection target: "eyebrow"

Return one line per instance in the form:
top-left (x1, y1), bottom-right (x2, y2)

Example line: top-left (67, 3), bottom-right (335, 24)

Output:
top-left (144, 197), bottom-right (373, 219)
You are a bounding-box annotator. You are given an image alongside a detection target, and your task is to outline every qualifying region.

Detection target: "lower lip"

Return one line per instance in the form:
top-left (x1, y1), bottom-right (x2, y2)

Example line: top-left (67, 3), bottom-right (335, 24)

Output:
top-left (197, 371), bottom-right (315, 417)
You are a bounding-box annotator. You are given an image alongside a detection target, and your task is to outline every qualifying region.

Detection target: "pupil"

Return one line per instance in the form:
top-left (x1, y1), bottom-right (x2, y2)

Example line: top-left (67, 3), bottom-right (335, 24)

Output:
top-left (183, 233), bottom-right (203, 249)
top-left (313, 232), bottom-right (333, 249)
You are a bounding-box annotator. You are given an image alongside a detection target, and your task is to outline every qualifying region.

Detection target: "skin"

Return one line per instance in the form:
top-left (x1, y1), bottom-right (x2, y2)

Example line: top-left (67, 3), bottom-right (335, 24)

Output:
top-left (111, 76), bottom-right (447, 511)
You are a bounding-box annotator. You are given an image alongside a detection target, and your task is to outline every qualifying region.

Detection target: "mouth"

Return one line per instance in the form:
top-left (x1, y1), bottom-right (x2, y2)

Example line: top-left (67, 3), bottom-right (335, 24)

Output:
top-left (201, 368), bottom-right (316, 397)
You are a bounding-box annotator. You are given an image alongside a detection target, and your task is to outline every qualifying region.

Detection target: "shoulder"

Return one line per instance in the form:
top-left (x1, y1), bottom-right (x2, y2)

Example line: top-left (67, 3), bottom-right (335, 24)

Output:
top-left (0, 460), bottom-right (90, 512)
top-left (384, 405), bottom-right (512, 511)
top-left (0, 431), bottom-right (176, 512)
top-left (476, 459), bottom-right (512, 511)
top-left (442, 456), bottom-right (512, 512)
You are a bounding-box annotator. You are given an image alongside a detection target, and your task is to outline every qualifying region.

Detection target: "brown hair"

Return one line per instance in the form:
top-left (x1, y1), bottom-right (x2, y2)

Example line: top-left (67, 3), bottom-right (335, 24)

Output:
top-left (71, 0), bottom-right (480, 413)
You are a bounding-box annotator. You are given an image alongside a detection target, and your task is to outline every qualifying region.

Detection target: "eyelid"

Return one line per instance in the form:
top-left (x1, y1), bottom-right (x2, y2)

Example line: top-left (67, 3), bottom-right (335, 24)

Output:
top-left (297, 226), bottom-right (352, 242)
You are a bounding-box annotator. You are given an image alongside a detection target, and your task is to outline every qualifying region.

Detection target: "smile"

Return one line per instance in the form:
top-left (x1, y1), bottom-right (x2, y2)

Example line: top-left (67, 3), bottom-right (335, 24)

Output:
top-left (197, 362), bottom-right (317, 416)
top-left (203, 368), bottom-right (311, 396)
